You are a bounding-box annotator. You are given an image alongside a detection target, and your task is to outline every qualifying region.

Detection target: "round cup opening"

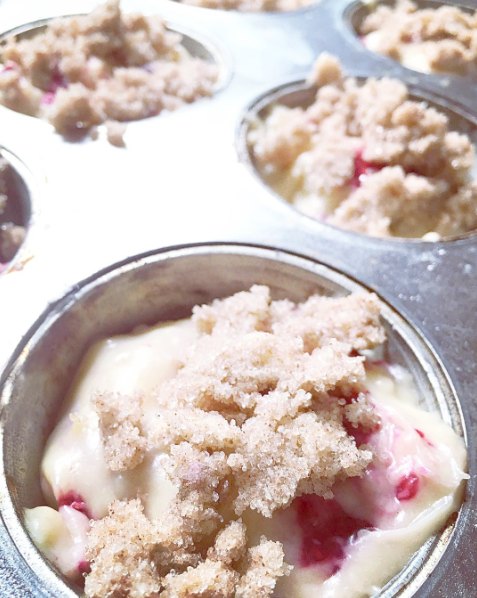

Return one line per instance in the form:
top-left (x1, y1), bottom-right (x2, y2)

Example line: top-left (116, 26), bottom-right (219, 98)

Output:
top-left (238, 76), bottom-right (477, 242)
top-left (0, 243), bottom-right (467, 596)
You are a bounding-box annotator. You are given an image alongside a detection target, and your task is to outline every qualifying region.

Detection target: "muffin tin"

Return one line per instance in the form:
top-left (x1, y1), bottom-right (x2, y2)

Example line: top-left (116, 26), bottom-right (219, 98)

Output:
top-left (0, 0), bottom-right (476, 596)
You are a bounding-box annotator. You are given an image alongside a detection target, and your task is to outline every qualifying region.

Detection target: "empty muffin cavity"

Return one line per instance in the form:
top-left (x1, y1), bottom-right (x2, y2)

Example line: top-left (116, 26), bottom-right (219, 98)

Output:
top-left (351, 0), bottom-right (477, 79)
top-left (244, 53), bottom-right (477, 240)
top-left (0, 150), bottom-right (30, 268)
top-left (0, 0), bottom-right (221, 143)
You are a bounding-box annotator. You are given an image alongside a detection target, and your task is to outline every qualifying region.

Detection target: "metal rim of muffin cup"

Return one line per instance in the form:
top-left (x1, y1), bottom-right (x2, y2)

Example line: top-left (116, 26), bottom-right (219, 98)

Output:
top-left (345, 0), bottom-right (477, 75)
top-left (237, 75), bottom-right (477, 244)
top-left (0, 242), bottom-right (467, 597)
top-left (0, 16), bottom-right (231, 128)
top-left (0, 146), bottom-right (33, 271)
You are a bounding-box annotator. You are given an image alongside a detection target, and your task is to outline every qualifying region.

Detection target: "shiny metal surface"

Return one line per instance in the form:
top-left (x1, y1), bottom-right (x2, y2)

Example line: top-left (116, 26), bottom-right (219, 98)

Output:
top-left (0, 0), bottom-right (475, 596)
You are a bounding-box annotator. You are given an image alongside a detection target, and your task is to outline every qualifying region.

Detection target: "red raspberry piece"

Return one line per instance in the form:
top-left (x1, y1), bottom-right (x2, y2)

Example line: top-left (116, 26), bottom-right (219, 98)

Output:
top-left (395, 472), bottom-right (420, 501)
top-left (78, 560), bottom-right (91, 575)
top-left (415, 428), bottom-right (433, 447)
top-left (295, 495), bottom-right (373, 572)
top-left (351, 150), bottom-right (383, 188)
top-left (57, 490), bottom-right (91, 519)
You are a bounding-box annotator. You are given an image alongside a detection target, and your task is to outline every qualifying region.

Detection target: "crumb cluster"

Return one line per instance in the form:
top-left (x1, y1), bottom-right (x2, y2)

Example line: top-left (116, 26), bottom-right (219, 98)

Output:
top-left (0, 158), bottom-right (25, 265)
top-left (178, 0), bottom-right (313, 12)
top-left (85, 285), bottom-right (384, 597)
top-left (360, 0), bottom-right (477, 79)
top-left (248, 53), bottom-right (477, 239)
top-left (0, 0), bottom-right (218, 143)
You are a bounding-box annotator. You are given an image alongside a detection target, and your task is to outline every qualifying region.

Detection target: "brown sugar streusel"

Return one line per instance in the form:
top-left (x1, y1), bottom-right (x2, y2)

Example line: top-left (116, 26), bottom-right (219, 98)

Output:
top-left (84, 286), bottom-right (382, 596)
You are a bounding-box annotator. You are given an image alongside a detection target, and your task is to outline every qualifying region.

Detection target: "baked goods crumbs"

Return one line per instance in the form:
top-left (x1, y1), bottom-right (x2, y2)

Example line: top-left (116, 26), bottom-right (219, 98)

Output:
top-left (0, 0), bottom-right (218, 143)
top-left (248, 53), bottom-right (477, 239)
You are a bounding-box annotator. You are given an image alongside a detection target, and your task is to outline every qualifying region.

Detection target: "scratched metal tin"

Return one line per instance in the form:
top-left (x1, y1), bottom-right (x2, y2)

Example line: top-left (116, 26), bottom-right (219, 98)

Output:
top-left (0, 0), bottom-right (475, 596)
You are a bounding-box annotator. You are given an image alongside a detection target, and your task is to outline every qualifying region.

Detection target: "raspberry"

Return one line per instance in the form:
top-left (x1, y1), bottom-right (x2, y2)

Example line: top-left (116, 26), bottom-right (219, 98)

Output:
top-left (57, 491), bottom-right (91, 519)
top-left (295, 495), bottom-right (373, 571)
top-left (395, 472), bottom-right (420, 501)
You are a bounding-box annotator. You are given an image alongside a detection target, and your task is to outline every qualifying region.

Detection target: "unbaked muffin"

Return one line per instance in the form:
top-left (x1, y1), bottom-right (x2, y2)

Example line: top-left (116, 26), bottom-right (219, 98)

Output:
top-left (248, 53), bottom-right (477, 239)
top-left (0, 0), bottom-right (218, 144)
top-left (25, 286), bottom-right (467, 597)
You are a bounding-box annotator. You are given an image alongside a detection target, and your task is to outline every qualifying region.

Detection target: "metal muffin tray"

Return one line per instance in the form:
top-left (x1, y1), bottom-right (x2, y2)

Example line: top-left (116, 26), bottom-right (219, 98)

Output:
top-left (0, 0), bottom-right (475, 596)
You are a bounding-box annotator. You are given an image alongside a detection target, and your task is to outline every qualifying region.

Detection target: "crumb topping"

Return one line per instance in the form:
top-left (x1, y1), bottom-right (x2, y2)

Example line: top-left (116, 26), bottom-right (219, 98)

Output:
top-left (207, 520), bottom-right (247, 565)
top-left (0, 0), bottom-right (218, 141)
top-left (86, 286), bottom-right (384, 596)
top-left (105, 120), bottom-right (127, 147)
top-left (360, 0), bottom-right (477, 78)
top-left (236, 539), bottom-right (291, 597)
top-left (248, 53), bottom-right (477, 239)
top-left (93, 392), bottom-right (149, 472)
top-left (161, 559), bottom-right (238, 597)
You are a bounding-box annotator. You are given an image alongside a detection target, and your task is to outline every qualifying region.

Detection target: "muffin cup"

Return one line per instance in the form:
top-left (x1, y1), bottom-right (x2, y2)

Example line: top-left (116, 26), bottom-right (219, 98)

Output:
top-left (0, 242), bottom-right (467, 597)
top-left (238, 74), bottom-right (477, 242)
